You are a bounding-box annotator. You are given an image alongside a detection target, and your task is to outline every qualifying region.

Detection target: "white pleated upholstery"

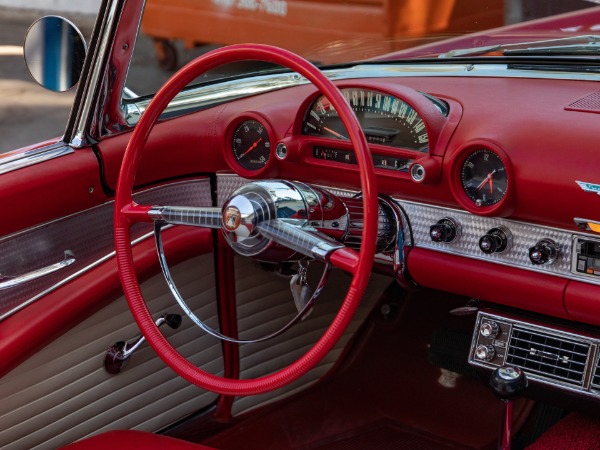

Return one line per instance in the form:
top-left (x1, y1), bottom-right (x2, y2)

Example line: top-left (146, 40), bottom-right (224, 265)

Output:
top-left (0, 252), bottom-right (391, 449)
top-left (232, 260), bottom-right (389, 415)
top-left (0, 255), bottom-right (222, 450)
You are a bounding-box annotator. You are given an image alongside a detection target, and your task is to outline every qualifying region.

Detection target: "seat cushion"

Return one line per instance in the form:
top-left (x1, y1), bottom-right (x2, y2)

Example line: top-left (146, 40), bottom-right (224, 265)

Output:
top-left (61, 430), bottom-right (217, 450)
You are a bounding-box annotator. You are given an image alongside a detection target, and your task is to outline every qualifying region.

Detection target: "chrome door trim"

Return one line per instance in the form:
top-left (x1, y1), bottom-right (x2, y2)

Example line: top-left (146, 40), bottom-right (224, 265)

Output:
top-left (0, 143), bottom-right (74, 175)
top-left (0, 179), bottom-right (212, 322)
top-left (0, 251), bottom-right (76, 290)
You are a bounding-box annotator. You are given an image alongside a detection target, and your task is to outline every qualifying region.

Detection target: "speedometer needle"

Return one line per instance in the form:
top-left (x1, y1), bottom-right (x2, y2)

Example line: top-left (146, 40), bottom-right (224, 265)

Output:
top-left (323, 126), bottom-right (349, 140)
top-left (238, 138), bottom-right (263, 159)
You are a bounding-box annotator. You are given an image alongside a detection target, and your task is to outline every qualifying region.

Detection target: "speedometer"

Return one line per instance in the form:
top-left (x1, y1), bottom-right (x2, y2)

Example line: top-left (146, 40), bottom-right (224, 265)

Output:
top-left (302, 88), bottom-right (428, 152)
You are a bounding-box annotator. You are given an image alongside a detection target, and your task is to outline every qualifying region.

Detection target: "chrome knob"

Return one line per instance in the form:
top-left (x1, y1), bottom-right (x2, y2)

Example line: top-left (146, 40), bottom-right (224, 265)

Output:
top-left (528, 238), bottom-right (559, 265)
top-left (429, 217), bottom-right (460, 243)
top-left (475, 344), bottom-right (496, 361)
top-left (479, 226), bottom-right (511, 254)
top-left (480, 321), bottom-right (500, 339)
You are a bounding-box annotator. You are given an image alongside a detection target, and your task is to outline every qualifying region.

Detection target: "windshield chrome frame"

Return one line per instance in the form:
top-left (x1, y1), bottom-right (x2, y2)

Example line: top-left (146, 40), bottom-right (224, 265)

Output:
top-left (64, 0), bottom-right (146, 148)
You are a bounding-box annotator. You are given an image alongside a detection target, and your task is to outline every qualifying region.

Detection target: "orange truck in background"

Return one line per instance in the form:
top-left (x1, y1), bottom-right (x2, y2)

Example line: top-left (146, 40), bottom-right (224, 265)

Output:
top-left (141, 0), bottom-right (504, 69)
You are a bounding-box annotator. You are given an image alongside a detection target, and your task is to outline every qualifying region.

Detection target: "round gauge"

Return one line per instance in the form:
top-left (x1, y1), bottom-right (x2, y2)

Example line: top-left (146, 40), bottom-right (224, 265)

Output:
top-left (303, 88), bottom-right (429, 151)
top-left (232, 119), bottom-right (272, 171)
top-left (460, 149), bottom-right (508, 207)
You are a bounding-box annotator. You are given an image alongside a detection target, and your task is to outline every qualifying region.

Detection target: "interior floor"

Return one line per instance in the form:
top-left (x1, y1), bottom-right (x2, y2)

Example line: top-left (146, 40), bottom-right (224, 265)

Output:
top-left (165, 283), bottom-right (534, 449)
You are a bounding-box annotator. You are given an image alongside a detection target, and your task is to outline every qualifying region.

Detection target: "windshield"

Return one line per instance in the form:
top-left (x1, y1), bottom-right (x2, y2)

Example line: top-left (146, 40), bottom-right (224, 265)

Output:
top-left (125, 0), bottom-right (600, 96)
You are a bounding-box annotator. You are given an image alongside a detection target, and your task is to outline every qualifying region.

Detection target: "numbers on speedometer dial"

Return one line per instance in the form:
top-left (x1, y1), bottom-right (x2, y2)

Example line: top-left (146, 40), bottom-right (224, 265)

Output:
top-left (303, 88), bottom-right (428, 152)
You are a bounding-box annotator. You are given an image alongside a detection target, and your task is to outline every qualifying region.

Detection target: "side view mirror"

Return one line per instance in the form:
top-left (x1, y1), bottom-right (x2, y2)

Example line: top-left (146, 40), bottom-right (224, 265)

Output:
top-left (23, 16), bottom-right (87, 92)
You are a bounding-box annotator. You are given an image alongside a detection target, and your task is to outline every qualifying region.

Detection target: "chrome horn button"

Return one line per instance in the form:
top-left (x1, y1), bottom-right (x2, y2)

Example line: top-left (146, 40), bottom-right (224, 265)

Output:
top-left (221, 194), bottom-right (258, 239)
top-left (220, 180), bottom-right (309, 258)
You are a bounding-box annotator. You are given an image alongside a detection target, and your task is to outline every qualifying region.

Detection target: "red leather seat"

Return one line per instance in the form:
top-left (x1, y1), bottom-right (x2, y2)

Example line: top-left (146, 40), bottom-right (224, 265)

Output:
top-left (61, 430), bottom-right (217, 449)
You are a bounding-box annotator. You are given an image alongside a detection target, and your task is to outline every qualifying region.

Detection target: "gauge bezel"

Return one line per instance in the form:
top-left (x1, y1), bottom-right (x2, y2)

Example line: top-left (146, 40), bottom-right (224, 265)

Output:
top-left (224, 113), bottom-right (277, 178)
top-left (450, 142), bottom-right (515, 216)
top-left (295, 82), bottom-right (447, 155)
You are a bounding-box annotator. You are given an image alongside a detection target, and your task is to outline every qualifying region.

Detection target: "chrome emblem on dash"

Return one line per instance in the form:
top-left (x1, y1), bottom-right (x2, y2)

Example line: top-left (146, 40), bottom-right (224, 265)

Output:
top-left (576, 180), bottom-right (600, 196)
top-left (223, 206), bottom-right (242, 231)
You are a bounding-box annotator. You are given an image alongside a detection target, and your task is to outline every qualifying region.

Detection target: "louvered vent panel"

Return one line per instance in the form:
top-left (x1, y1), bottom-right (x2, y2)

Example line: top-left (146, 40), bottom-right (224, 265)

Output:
top-left (591, 359), bottom-right (600, 389)
top-left (506, 328), bottom-right (590, 386)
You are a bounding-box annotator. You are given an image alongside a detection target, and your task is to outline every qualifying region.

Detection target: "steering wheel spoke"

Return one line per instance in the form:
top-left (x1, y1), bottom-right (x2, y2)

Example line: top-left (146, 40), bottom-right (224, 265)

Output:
top-left (256, 220), bottom-right (344, 262)
top-left (120, 203), bottom-right (154, 223)
top-left (148, 205), bottom-right (222, 228)
top-left (329, 247), bottom-right (360, 274)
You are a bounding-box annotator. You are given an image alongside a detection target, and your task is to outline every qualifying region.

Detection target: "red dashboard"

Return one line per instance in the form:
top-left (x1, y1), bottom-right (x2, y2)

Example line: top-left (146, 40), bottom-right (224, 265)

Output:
top-left (96, 69), bottom-right (600, 328)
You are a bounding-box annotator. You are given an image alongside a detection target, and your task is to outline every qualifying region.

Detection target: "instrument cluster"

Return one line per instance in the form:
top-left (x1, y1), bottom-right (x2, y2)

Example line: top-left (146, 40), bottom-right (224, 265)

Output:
top-left (223, 84), bottom-right (516, 217)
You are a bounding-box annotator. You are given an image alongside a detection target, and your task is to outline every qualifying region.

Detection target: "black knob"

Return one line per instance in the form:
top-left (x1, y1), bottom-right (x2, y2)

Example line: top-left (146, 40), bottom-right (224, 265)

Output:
top-left (430, 218), bottom-right (459, 243)
top-left (479, 227), bottom-right (511, 254)
top-left (490, 366), bottom-right (528, 400)
top-left (165, 313), bottom-right (182, 329)
top-left (529, 239), bottom-right (559, 265)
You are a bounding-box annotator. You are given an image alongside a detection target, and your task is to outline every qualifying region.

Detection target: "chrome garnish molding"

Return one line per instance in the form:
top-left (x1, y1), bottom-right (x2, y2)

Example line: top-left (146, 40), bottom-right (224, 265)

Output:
top-left (0, 143), bottom-right (73, 175)
top-left (0, 179), bottom-right (212, 322)
top-left (398, 201), bottom-right (573, 277)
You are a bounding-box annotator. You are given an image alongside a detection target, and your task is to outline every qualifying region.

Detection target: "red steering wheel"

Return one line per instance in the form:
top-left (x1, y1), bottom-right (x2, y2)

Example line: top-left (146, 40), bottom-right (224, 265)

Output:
top-left (114, 44), bottom-right (378, 396)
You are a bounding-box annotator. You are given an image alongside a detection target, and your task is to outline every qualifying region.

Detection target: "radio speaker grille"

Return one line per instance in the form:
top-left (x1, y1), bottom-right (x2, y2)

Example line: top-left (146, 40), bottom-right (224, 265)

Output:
top-left (566, 91), bottom-right (600, 113)
top-left (506, 328), bottom-right (590, 386)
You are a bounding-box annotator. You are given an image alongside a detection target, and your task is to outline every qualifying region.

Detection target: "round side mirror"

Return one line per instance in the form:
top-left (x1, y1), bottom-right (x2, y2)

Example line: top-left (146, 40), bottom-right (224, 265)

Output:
top-left (24, 16), bottom-right (87, 92)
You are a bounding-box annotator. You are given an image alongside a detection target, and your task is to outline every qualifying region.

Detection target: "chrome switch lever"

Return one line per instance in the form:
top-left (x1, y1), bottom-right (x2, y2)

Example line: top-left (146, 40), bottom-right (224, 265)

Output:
top-left (103, 314), bottom-right (182, 374)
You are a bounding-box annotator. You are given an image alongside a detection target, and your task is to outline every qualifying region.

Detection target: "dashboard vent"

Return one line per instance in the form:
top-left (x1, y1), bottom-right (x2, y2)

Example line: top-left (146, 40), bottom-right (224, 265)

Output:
top-left (506, 328), bottom-right (590, 386)
top-left (591, 359), bottom-right (600, 390)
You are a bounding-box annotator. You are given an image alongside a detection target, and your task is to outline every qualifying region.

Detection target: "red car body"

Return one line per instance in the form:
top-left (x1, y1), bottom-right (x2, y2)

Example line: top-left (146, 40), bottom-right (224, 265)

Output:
top-left (2, 2), bottom-right (600, 449)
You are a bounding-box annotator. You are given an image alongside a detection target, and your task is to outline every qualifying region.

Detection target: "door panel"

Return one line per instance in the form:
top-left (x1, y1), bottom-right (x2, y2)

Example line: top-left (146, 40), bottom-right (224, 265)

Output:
top-left (0, 255), bottom-right (222, 450)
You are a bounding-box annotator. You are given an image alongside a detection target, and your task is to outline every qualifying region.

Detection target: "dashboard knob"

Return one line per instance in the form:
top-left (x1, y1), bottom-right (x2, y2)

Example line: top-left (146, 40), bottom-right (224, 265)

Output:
top-left (529, 238), bottom-right (559, 265)
top-left (429, 217), bottom-right (460, 243)
top-left (475, 344), bottom-right (496, 362)
top-left (479, 226), bottom-right (511, 254)
top-left (480, 321), bottom-right (500, 339)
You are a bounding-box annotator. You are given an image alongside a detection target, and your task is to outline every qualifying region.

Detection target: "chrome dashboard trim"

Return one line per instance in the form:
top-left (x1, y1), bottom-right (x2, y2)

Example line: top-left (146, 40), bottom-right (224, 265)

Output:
top-left (398, 200), bottom-right (574, 277)
top-left (216, 175), bottom-right (597, 284)
top-left (124, 72), bottom-right (307, 126)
